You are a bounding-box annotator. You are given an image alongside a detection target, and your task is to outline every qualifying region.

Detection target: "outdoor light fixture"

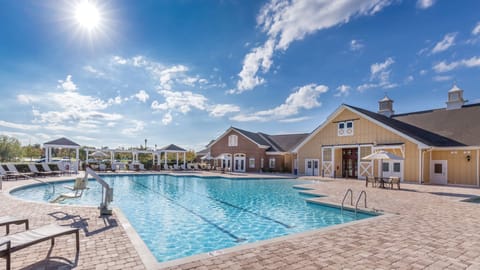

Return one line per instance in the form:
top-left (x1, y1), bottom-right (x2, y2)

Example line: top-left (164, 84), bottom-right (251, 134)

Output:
top-left (466, 155), bottom-right (471, 162)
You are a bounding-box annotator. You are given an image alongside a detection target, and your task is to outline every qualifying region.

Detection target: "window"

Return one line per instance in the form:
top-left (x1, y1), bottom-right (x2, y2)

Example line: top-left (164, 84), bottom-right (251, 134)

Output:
top-left (434, 164), bottom-right (443, 174)
top-left (337, 121), bottom-right (354, 136)
top-left (269, 158), bottom-right (276, 169)
top-left (249, 158), bottom-right (255, 168)
top-left (393, 162), bottom-right (401, 173)
top-left (382, 162), bottom-right (389, 172)
top-left (228, 135), bottom-right (238, 147)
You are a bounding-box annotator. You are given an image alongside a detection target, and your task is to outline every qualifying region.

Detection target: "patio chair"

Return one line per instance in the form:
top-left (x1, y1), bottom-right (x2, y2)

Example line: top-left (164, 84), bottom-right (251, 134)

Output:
top-left (365, 176), bottom-right (376, 187)
top-left (0, 223), bottom-right (79, 270)
top-left (41, 163), bottom-right (62, 176)
top-left (0, 216), bottom-right (29, 235)
top-left (388, 177), bottom-right (401, 189)
top-left (27, 164), bottom-right (51, 178)
top-left (51, 177), bottom-right (88, 203)
top-left (0, 166), bottom-right (19, 181)
top-left (8, 164), bottom-right (35, 178)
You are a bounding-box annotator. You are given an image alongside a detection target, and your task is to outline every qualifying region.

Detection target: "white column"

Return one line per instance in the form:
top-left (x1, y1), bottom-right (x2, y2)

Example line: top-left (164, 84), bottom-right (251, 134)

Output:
top-left (75, 148), bottom-right (79, 173)
top-left (86, 150), bottom-right (89, 164)
top-left (164, 152), bottom-right (167, 167)
top-left (418, 149), bottom-right (423, 184)
top-left (48, 148), bottom-right (52, 162)
top-left (176, 153), bottom-right (179, 165)
top-left (476, 149), bottom-right (479, 187)
top-left (183, 152), bottom-right (186, 167)
top-left (45, 147), bottom-right (49, 162)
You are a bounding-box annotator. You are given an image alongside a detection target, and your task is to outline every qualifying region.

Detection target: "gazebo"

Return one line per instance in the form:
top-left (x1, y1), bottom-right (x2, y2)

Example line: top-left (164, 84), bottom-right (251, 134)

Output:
top-left (156, 144), bottom-right (187, 168)
top-left (43, 137), bottom-right (80, 172)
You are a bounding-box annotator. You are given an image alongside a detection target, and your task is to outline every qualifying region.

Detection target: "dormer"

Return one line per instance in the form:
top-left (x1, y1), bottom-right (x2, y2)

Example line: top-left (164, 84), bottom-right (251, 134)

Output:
top-left (378, 95), bottom-right (394, 117)
top-left (446, 84), bottom-right (465, 110)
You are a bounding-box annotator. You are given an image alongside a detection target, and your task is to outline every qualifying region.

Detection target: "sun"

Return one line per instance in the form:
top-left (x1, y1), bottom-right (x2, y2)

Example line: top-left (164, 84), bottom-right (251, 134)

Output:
top-left (74, 1), bottom-right (101, 30)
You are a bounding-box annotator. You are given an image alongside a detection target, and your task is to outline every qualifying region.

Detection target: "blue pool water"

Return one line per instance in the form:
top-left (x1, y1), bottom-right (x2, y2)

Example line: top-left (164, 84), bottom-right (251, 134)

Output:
top-left (11, 174), bottom-right (375, 262)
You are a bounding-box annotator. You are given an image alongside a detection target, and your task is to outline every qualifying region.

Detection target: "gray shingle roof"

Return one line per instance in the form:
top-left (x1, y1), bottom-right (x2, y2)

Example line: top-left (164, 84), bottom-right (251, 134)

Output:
top-left (43, 137), bottom-right (80, 147)
top-left (232, 127), bottom-right (308, 152)
top-left (159, 144), bottom-right (186, 152)
top-left (345, 105), bottom-right (465, 147)
top-left (393, 103), bottom-right (480, 146)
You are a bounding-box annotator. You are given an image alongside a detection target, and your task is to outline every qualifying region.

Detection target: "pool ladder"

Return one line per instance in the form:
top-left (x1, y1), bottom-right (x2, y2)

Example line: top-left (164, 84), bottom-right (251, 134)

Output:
top-left (341, 189), bottom-right (367, 216)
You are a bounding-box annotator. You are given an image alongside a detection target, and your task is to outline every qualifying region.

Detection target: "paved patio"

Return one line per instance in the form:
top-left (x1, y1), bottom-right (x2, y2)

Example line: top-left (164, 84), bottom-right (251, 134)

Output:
top-left (1, 173), bottom-right (480, 269)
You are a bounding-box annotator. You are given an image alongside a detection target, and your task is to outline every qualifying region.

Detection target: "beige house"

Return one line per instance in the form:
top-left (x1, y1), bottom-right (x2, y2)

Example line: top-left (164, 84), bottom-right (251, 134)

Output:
top-left (294, 85), bottom-right (480, 186)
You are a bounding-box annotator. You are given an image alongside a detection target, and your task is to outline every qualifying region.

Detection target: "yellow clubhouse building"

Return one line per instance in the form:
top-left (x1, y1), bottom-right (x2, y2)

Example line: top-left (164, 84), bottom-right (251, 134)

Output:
top-left (294, 85), bottom-right (480, 186)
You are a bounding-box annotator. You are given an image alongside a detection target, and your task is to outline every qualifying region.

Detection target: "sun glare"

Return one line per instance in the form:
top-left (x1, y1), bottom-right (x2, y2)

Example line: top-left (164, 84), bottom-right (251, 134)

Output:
top-left (75, 1), bottom-right (101, 30)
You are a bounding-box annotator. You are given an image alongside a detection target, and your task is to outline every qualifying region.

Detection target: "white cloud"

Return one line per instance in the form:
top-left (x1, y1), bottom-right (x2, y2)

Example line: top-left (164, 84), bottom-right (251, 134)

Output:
top-left (404, 75), bottom-right (414, 84)
top-left (0, 120), bottom-right (39, 130)
top-left (335, 84), bottom-right (351, 97)
top-left (416, 0), bottom-right (435, 9)
top-left (278, 116), bottom-right (310, 123)
top-left (121, 120), bottom-right (145, 136)
top-left (473, 22), bottom-right (480, 35)
top-left (358, 57), bottom-right (397, 91)
top-left (162, 112), bottom-right (173, 125)
top-left (57, 75), bottom-right (77, 92)
top-left (231, 84), bottom-right (328, 122)
top-left (17, 94), bottom-right (35, 105)
top-left (350, 40), bottom-right (364, 51)
top-left (113, 56), bottom-right (127, 65)
top-left (419, 69), bottom-right (428, 76)
top-left (151, 90), bottom-right (207, 114)
top-left (432, 33), bottom-right (457, 54)
top-left (133, 90), bottom-right (149, 103)
top-left (433, 75), bottom-right (453, 82)
top-left (208, 104), bottom-right (241, 117)
top-left (433, 56), bottom-right (480, 73)
top-left (83, 65), bottom-right (105, 77)
top-left (108, 96), bottom-right (123, 105)
top-left (234, 0), bottom-right (393, 93)
top-left (370, 57), bottom-right (394, 78)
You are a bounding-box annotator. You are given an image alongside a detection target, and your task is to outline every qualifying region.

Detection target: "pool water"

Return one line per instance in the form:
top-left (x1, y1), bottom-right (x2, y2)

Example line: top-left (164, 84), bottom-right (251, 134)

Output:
top-left (11, 174), bottom-right (374, 262)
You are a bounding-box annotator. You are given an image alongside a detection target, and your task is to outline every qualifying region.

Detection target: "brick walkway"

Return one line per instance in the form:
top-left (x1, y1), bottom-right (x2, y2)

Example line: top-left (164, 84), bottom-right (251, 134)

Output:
top-left (2, 174), bottom-right (480, 269)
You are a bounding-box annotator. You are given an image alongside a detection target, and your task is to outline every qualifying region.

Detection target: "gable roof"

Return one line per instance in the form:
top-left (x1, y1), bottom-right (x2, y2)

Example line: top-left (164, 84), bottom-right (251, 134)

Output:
top-left (43, 137), bottom-right (80, 147)
top-left (392, 103), bottom-right (480, 146)
top-left (207, 126), bottom-right (308, 153)
top-left (346, 105), bottom-right (465, 147)
top-left (159, 144), bottom-right (186, 152)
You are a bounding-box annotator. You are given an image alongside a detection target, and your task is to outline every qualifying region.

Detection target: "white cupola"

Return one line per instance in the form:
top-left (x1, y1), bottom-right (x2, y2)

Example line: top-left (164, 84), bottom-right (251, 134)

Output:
top-left (378, 95), bottom-right (394, 117)
top-left (446, 84), bottom-right (465, 110)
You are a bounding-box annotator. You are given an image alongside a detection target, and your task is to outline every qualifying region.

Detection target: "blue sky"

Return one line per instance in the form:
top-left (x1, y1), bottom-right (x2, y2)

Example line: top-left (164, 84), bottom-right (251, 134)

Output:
top-left (0, 0), bottom-right (479, 150)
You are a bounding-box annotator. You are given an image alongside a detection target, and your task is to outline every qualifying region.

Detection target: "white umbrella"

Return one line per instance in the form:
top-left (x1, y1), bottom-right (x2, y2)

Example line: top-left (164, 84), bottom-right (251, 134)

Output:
top-left (200, 153), bottom-right (212, 160)
top-left (361, 150), bottom-right (403, 178)
top-left (91, 151), bottom-right (108, 160)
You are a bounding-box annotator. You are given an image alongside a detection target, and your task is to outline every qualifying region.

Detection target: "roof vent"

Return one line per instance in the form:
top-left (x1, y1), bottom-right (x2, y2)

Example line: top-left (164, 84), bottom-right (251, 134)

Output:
top-left (446, 83), bottom-right (465, 110)
top-left (378, 94), bottom-right (394, 117)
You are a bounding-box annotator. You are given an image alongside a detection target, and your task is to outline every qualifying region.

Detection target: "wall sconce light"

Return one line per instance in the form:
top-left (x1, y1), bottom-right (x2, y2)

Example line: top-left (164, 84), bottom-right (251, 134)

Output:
top-left (450, 151), bottom-right (457, 155)
top-left (466, 155), bottom-right (471, 162)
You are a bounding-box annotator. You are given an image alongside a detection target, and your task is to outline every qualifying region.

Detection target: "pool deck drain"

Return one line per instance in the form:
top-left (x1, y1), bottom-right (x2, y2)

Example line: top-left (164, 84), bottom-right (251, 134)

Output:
top-left (2, 172), bottom-right (480, 269)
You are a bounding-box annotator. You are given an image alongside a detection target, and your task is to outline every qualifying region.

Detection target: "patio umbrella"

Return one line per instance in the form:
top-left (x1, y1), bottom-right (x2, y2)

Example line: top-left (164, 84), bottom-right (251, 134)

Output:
top-left (361, 150), bottom-right (403, 178)
top-left (90, 151), bottom-right (108, 160)
top-left (200, 153), bottom-right (212, 160)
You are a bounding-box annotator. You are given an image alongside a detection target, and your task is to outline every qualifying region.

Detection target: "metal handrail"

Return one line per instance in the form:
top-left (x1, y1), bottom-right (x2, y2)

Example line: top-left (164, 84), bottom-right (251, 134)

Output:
top-left (355, 190), bottom-right (367, 215)
top-left (341, 188), bottom-right (353, 213)
top-left (25, 175), bottom-right (56, 195)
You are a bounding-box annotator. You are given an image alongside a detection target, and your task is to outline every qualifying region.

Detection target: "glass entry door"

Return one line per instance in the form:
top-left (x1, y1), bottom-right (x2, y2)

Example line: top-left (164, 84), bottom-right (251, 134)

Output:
top-left (342, 148), bottom-right (358, 178)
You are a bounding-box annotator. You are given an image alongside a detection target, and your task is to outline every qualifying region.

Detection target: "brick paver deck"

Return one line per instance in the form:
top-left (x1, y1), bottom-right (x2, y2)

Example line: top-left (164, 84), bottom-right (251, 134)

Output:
top-left (2, 173), bottom-right (480, 269)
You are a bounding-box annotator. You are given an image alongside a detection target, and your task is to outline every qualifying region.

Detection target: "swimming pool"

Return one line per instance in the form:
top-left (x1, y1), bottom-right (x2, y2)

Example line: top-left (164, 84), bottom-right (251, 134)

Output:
top-left (11, 174), bottom-right (375, 262)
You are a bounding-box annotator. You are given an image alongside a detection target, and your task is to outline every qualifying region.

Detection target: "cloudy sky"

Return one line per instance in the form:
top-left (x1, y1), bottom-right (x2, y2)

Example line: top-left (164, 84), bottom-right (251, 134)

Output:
top-left (0, 0), bottom-right (479, 150)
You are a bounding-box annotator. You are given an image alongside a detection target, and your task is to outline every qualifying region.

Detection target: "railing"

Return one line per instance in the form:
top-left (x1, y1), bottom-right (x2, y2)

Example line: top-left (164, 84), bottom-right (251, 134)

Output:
top-left (341, 188), bottom-right (353, 213)
top-left (85, 167), bottom-right (114, 215)
top-left (24, 175), bottom-right (56, 195)
top-left (355, 190), bottom-right (367, 215)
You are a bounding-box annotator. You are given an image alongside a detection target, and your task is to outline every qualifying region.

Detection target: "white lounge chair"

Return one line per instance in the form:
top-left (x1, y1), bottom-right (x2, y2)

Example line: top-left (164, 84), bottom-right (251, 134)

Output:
top-left (51, 177), bottom-right (88, 203)
top-left (41, 163), bottom-right (62, 176)
top-left (0, 223), bottom-right (79, 270)
top-left (27, 164), bottom-right (50, 178)
top-left (0, 166), bottom-right (20, 180)
top-left (6, 164), bottom-right (33, 178)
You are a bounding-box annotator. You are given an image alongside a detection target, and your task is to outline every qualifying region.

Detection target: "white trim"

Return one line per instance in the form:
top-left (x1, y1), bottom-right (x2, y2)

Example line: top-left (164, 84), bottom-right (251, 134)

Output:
top-left (419, 149), bottom-right (422, 184)
top-left (293, 105), bottom-right (430, 153)
top-left (477, 149), bottom-right (479, 187)
top-left (430, 146), bottom-right (480, 151)
top-left (265, 152), bottom-right (287, 155)
top-left (43, 144), bottom-right (80, 149)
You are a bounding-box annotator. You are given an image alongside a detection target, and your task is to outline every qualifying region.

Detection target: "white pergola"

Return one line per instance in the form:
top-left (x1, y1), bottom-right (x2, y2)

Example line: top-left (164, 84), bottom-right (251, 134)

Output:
top-left (84, 144), bottom-right (187, 169)
top-left (43, 137), bottom-right (80, 172)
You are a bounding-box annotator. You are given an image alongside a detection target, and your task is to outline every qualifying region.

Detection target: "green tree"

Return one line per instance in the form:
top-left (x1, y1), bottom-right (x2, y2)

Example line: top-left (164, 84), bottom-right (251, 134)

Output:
top-left (23, 143), bottom-right (42, 161)
top-left (0, 135), bottom-right (22, 162)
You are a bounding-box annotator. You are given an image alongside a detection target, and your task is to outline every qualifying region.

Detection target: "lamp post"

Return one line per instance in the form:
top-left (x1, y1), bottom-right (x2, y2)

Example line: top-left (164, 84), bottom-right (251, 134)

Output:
top-left (144, 139), bottom-right (147, 150)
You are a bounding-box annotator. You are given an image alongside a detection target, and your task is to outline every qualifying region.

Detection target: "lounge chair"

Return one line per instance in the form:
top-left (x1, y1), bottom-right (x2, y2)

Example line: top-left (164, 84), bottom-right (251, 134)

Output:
top-left (0, 165), bottom-right (24, 180)
top-left (51, 177), bottom-right (88, 203)
top-left (0, 166), bottom-right (18, 181)
top-left (41, 163), bottom-right (62, 176)
top-left (8, 164), bottom-right (35, 178)
top-left (27, 164), bottom-right (50, 178)
top-left (0, 216), bottom-right (29, 235)
top-left (0, 223), bottom-right (79, 270)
